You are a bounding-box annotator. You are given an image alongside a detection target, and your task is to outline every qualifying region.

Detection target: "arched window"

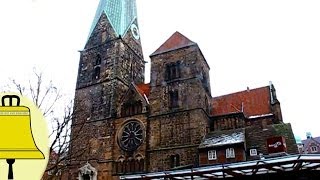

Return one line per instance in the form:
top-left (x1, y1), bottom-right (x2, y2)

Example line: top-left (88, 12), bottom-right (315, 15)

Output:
top-left (93, 67), bottom-right (100, 80)
top-left (116, 156), bottom-right (125, 174)
top-left (165, 61), bottom-right (182, 81)
top-left (129, 158), bottom-right (135, 173)
top-left (121, 101), bottom-right (143, 117)
top-left (135, 154), bottom-right (144, 172)
top-left (95, 54), bottom-right (101, 65)
top-left (115, 155), bottom-right (145, 174)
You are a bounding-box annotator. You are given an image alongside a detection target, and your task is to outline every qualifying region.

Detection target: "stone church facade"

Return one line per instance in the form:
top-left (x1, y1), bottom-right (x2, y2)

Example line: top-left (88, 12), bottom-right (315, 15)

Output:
top-left (63, 0), bottom-right (298, 179)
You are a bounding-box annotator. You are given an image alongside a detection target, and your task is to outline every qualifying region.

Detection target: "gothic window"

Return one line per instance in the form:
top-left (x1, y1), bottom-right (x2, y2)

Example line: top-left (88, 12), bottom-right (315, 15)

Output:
top-left (226, 148), bottom-right (235, 158)
top-left (127, 158), bottom-right (135, 173)
top-left (92, 54), bottom-right (101, 80)
top-left (170, 154), bottom-right (180, 168)
top-left (95, 54), bottom-right (101, 65)
top-left (165, 61), bottom-right (181, 81)
top-left (115, 155), bottom-right (144, 174)
top-left (169, 90), bottom-right (179, 108)
top-left (121, 101), bottom-right (143, 117)
top-left (116, 156), bottom-right (125, 174)
top-left (135, 154), bottom-right (144, 172)
top-left (118, 121), bottom-right (144, 151)
top-left (93, 67), bottom-right (100, 80)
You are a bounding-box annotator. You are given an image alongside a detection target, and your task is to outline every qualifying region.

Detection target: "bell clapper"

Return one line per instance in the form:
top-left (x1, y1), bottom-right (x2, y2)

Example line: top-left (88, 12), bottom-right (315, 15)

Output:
top-left (6, 159), bottom-right (15, 180)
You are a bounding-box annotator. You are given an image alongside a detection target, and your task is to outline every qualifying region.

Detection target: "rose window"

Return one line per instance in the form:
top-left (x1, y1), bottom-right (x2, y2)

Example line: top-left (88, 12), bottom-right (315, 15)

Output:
top-left (119, 121), bottom-right (144, 151)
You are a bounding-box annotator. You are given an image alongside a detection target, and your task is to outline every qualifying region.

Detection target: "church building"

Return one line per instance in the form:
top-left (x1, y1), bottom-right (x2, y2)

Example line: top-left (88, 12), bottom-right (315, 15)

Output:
top-left (64, 0), bottom-right (298, 179)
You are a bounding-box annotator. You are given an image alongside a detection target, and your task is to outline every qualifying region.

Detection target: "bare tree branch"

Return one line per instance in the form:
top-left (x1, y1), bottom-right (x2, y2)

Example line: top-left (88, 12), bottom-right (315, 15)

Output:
top-left (3, 69), bottom-right (86, 180)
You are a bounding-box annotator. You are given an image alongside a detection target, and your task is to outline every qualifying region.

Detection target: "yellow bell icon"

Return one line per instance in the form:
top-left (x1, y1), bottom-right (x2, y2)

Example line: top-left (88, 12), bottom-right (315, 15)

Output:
top-left (0, 95), bottom-right (44, 159)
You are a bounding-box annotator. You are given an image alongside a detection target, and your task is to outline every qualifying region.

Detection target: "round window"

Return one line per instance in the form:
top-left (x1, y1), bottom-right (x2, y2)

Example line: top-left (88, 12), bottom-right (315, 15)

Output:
top-left (118, 120), bottom-right (144, 151)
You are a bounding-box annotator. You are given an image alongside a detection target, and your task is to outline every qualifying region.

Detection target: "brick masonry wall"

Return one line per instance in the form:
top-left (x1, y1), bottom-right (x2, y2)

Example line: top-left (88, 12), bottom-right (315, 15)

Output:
top-left (147, 109), bottom-right (209, 172)
top-left (148, 147), bottom-right (198, 172)
top-left (149, 45), bottom-right (211, 116)
top-left (245, 123), bottom-right (298, 160)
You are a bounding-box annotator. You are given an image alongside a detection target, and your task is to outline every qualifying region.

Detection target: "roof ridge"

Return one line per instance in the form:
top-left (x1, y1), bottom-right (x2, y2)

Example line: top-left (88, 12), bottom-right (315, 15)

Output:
top-left (150, 31), bottom-right (196, 56)
top-left (213, 86), bottom-right (269, 99)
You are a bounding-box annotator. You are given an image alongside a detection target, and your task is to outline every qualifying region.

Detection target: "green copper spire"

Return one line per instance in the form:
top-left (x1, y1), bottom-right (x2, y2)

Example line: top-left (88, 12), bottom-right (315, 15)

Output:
top-left (88, 0), bottom-right (138, 38)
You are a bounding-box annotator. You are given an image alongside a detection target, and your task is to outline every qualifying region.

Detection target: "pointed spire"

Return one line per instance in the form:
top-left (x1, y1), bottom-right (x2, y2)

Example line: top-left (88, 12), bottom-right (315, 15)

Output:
top-left (150, 31), bottom-right (196, 56)
top-left (88, 0), bottom-right (138, 39)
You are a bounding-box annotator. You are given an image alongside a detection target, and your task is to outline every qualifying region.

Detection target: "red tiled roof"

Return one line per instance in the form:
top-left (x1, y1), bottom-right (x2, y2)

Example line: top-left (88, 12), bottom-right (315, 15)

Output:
top-left (150, 31), bottom-right (196, 56)
top-left (212, 86), bottom-right (271, 117)
top-left (136, 83), bottom-right (151, 97)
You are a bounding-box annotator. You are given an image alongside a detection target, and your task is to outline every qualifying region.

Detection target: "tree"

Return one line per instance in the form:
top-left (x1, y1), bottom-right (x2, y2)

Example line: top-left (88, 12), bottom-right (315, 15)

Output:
top-left (4, 69), bottom-right (86, 180)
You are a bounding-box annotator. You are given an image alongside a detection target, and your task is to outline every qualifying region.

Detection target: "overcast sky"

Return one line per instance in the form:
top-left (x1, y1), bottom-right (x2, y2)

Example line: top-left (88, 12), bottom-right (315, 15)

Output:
top-left (1, 0), bottom-right (319, 139)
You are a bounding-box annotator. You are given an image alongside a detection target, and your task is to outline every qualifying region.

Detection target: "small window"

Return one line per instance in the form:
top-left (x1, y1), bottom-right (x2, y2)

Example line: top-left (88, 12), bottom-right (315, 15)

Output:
top-left (93, 67), bottom-right (100, 80)
top-left (165, 61), bottom-right (181, 81)
top-left (169, 90), bottom-right (179, 108)
top-left (311, 146), bottom-right (318, 152)
top-left (250, 149), bottom-right (258, 156)
top-left (170, 154), bottom-right (180, 168)
top-left (226, 148), bottom-right (235, 158)
top-left (95, 54), bottom-right (101, 65)
top-left (208, 150), bottom-right (217, 160)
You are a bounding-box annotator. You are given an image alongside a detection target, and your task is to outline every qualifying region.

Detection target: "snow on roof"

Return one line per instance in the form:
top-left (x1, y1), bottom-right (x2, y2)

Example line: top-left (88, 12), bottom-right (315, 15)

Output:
top-left (199, 129), bottom-right (245, 149)
top-left (247, 113), bottom-right (273, 119)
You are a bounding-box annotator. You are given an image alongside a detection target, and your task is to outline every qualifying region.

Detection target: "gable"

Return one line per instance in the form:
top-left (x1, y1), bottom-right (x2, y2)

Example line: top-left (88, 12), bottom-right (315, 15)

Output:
top-left (120, 83), bottom-right (149, 106)
top-left (302, 137), bottom-right (320, 152)
top-left (150, 31), bottom-right (196, 56)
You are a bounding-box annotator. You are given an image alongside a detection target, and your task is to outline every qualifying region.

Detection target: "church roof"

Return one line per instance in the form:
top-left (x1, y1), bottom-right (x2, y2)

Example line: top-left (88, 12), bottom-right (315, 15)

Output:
top-left (212, 86), bottom-right (272, 117)
top-left (136, 83), bottom-right (151, 97)
top-left (88, 0), bottom-right (138, 39)
top-left (150, 31), bottom-right (196, 56)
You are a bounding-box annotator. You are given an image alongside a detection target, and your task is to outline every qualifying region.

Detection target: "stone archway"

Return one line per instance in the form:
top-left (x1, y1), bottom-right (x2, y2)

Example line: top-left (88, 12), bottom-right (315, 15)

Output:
top-left (79, 162), bottom-right (97, 180)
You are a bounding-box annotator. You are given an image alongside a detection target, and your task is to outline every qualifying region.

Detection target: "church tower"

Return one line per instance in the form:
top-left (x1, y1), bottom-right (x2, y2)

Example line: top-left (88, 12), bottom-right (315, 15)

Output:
top-left (67, 0), bottom-right (145, 179)
top-left (76, 0), bottom-right (145, 121)
top-left (147, 32), bottom-right (211, 171)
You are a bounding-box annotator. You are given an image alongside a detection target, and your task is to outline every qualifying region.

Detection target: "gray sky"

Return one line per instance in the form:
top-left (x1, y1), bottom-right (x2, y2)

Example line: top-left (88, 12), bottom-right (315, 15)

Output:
top-left (1, 0), bottom-right (319, 139)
